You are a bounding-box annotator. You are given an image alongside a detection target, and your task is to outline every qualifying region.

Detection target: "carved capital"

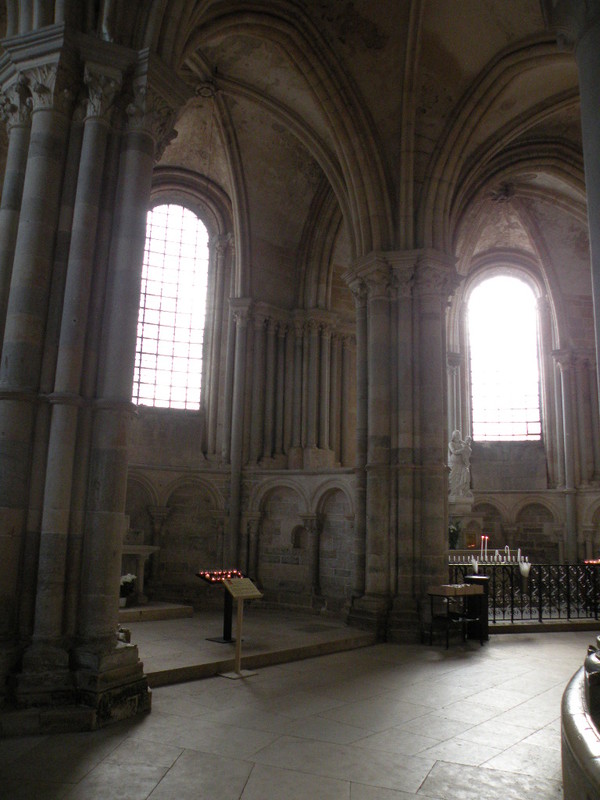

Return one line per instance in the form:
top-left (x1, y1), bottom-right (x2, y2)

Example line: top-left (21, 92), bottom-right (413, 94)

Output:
top-left (414, 251), bottom-right (461, 300)
top-left (126, 81), bottom-right (177, 158)
top-left (364, 265), bottom-right (392, 300)
top-left (24, 64), bottom-right (75, 115)
top-left (230, 298), bottom-right (251, 326)
top-left (84, 63), bottom-right (122, 121)
top-left (390, 265), bottom-right (414, 299)
top-left (211, 233), bottom-right (229, 257)
top-left (0, 75), bottom-right (32, 128)
top-left (346, 277), bottom-right (368, 310)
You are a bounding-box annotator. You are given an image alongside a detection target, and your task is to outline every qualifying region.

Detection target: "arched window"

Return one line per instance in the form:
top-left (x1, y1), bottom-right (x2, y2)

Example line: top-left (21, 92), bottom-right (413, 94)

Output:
top-left (468, 274), bottom-right (541, 441)
top-left (132, 203), bottom-right (209, 409)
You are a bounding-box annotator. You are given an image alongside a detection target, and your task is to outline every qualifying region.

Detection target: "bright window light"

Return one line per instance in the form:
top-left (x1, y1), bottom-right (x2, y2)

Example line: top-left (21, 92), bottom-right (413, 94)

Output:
top-left (468, 275), bottom-right (541, 441)
top-left (132, 204), bottom-right (209, 409)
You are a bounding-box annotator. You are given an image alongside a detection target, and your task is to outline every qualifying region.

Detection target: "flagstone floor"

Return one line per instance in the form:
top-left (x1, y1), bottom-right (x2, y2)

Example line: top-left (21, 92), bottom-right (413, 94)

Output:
top-left (0, 615), bottom-right (594, 799)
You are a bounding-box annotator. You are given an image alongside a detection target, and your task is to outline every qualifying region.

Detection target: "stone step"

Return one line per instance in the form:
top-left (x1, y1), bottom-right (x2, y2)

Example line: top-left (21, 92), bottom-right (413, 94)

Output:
top-left (118, 602), bottom-right (194, 623)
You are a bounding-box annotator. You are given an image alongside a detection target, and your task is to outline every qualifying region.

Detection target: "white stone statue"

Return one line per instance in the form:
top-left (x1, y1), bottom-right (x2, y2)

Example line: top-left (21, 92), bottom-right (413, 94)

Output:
top-left (448, 430), bottom-right (473, 500)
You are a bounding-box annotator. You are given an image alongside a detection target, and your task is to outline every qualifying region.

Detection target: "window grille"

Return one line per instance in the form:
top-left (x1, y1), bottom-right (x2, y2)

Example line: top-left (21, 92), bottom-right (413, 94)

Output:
top-left (468, 275), bottom-right (541, 441)
top-left (132, 203), bottom-right (209, 409)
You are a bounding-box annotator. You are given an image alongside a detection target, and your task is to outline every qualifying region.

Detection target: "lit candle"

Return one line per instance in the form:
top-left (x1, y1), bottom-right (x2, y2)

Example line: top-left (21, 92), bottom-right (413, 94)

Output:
top-left (481, 536), bottom-right (484, 560)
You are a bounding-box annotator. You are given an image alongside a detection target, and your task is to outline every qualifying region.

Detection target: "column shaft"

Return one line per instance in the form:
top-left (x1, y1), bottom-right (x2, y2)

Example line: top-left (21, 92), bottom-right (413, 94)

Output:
top-left (0, 106), bottom-right (31, 348)
top-left (329, 333), bottom-right (340, 462)
top-left (227, 302), bottom-right (250, 565)
top-left (0, 89), bottom-right (71, 653)
top-left (207, 237), bottom-right (226, 456)
top-left (556, 353), bottom-right (578, 562)
top-left (78, 123), bottom-right (155, 647)
top-left (221, 306), bottom-right (235, 463)
top-left (249, 315), bottom-right (265, 464)
top-left (573, 16), bottom-right (600, 401)
top-left (262, 317), bottom-right (276, 460)
top-left (275, 325), bottom-right (286, 455)
top-left (291, 321), bottom-right (303, 449)
top-left (318, 327), bottom-right (331, 450)
top-left (306, 321), bottom-right (319, 448)
top-left (34, 108), bottom-right (112, 644)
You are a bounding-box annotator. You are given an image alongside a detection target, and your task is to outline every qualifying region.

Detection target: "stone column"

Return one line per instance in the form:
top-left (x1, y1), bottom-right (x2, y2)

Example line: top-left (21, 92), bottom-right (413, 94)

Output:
top-left (329, 332), bottom-right (341, 463)
top-left (414, 251), bottom-right (460, 593)
top-left (575, 353), bottom-right (595, 485)
top-left (0, 59), bottom-right (74, 690)
top-left (226, 299), bottom-right (251, 566)
top-left (446, 352), bottom-right (462, 437)
top-left (72, 63), bottom-right (188, 722)
top-left (0, 76), bottom-right (31, 346)
top-left (262, 316), bottom-right (276, 461)
top-left (26, 64), bottom-right (121, 674)
top-left (343, 255), bottom-right (395, 635)
top-left (363, 263), bottom-right (392, 598)
top-left (283, 322), bottom-right (294, 454)
top-left (206, 234), bottom-right (228, 457)
top-left (306, 319), bottom-right (319, 450)
top-left (288, 318), bottom-right (303, 467)
top-left (249, 312), bottom-right (265, 464)
top-left (552, 6), bottom-right (600, 400)
top-left (537, 295), bottom-right (559, 486)
top-left (347, 280), bottom-right (367, 598)
top-left (275, 323), bottom-right (286, 456)
top-left (554, 350), bottom-right (578, 562)
top-left (220, 303), bottom-right (235, 464)
top-left (340, 334), bottom-right (354, 467)
top-left (318, 324), bottom-right (332, 452)
top-left (590, 362), bottom-right (600, 482)
top-left (389, 257), bottom-right (415, 621)
top-left (554, 359), bottom-right (566, 488)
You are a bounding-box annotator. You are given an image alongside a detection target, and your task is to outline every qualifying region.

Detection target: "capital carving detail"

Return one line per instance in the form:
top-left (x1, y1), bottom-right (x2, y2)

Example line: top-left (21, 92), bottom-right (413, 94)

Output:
top-left (126, 82), bottom-right (177, 158)
top-left (365, 266), bottom-right (392, 300)
top-left (414, 257), bottom-right (461, 299)
top-left (84, 64), bottom-right (122, 121)
top-left (0, 76), bottom-right (32, 128)
top-left (211, 233), bottom-right (229, 257)
top-left (24, 65), bottom-right (75, 115)
top-left (348, 278), bottom-right (368, 309)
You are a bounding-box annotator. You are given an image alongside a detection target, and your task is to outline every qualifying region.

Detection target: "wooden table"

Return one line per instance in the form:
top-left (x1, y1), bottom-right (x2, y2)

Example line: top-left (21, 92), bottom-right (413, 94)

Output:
top-left (427, 583), bottom-right (484, 648)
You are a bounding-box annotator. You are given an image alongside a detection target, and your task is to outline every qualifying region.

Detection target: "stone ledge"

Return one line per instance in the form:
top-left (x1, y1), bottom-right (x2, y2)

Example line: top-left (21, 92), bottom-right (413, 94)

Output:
top-left (562, 666), bottom-right (600, 799)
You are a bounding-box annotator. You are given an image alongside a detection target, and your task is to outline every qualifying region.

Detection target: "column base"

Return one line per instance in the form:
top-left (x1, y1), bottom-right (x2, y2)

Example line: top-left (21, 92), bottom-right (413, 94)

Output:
top-left (346, 594), bottom-right (390, 640)
top-left (6, 641), bottom-right (150, 734)
top-left (12, 644), bottom-right (76, 708)
top-left (73, 642), bottom-right (151, 727)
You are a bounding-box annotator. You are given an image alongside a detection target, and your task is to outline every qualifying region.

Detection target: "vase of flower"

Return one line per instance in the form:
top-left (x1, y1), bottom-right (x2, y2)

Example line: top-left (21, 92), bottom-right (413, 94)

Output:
top-left (119, 573), bottom-right (136, 607)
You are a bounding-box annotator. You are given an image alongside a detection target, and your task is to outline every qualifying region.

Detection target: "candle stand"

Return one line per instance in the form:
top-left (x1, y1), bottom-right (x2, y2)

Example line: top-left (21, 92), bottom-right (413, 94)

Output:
top-left (197, 569), bottom-right (244, 643)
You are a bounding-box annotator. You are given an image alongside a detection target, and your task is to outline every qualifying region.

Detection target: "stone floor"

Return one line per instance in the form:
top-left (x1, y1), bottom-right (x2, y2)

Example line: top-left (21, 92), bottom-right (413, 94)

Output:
top-left (0, 610), bottom-right (594, 799)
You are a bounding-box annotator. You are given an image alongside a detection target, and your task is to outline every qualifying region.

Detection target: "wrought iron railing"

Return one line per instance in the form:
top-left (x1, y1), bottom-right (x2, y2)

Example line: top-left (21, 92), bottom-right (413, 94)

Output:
top-left (448, 563), bottom-right (600, 624)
